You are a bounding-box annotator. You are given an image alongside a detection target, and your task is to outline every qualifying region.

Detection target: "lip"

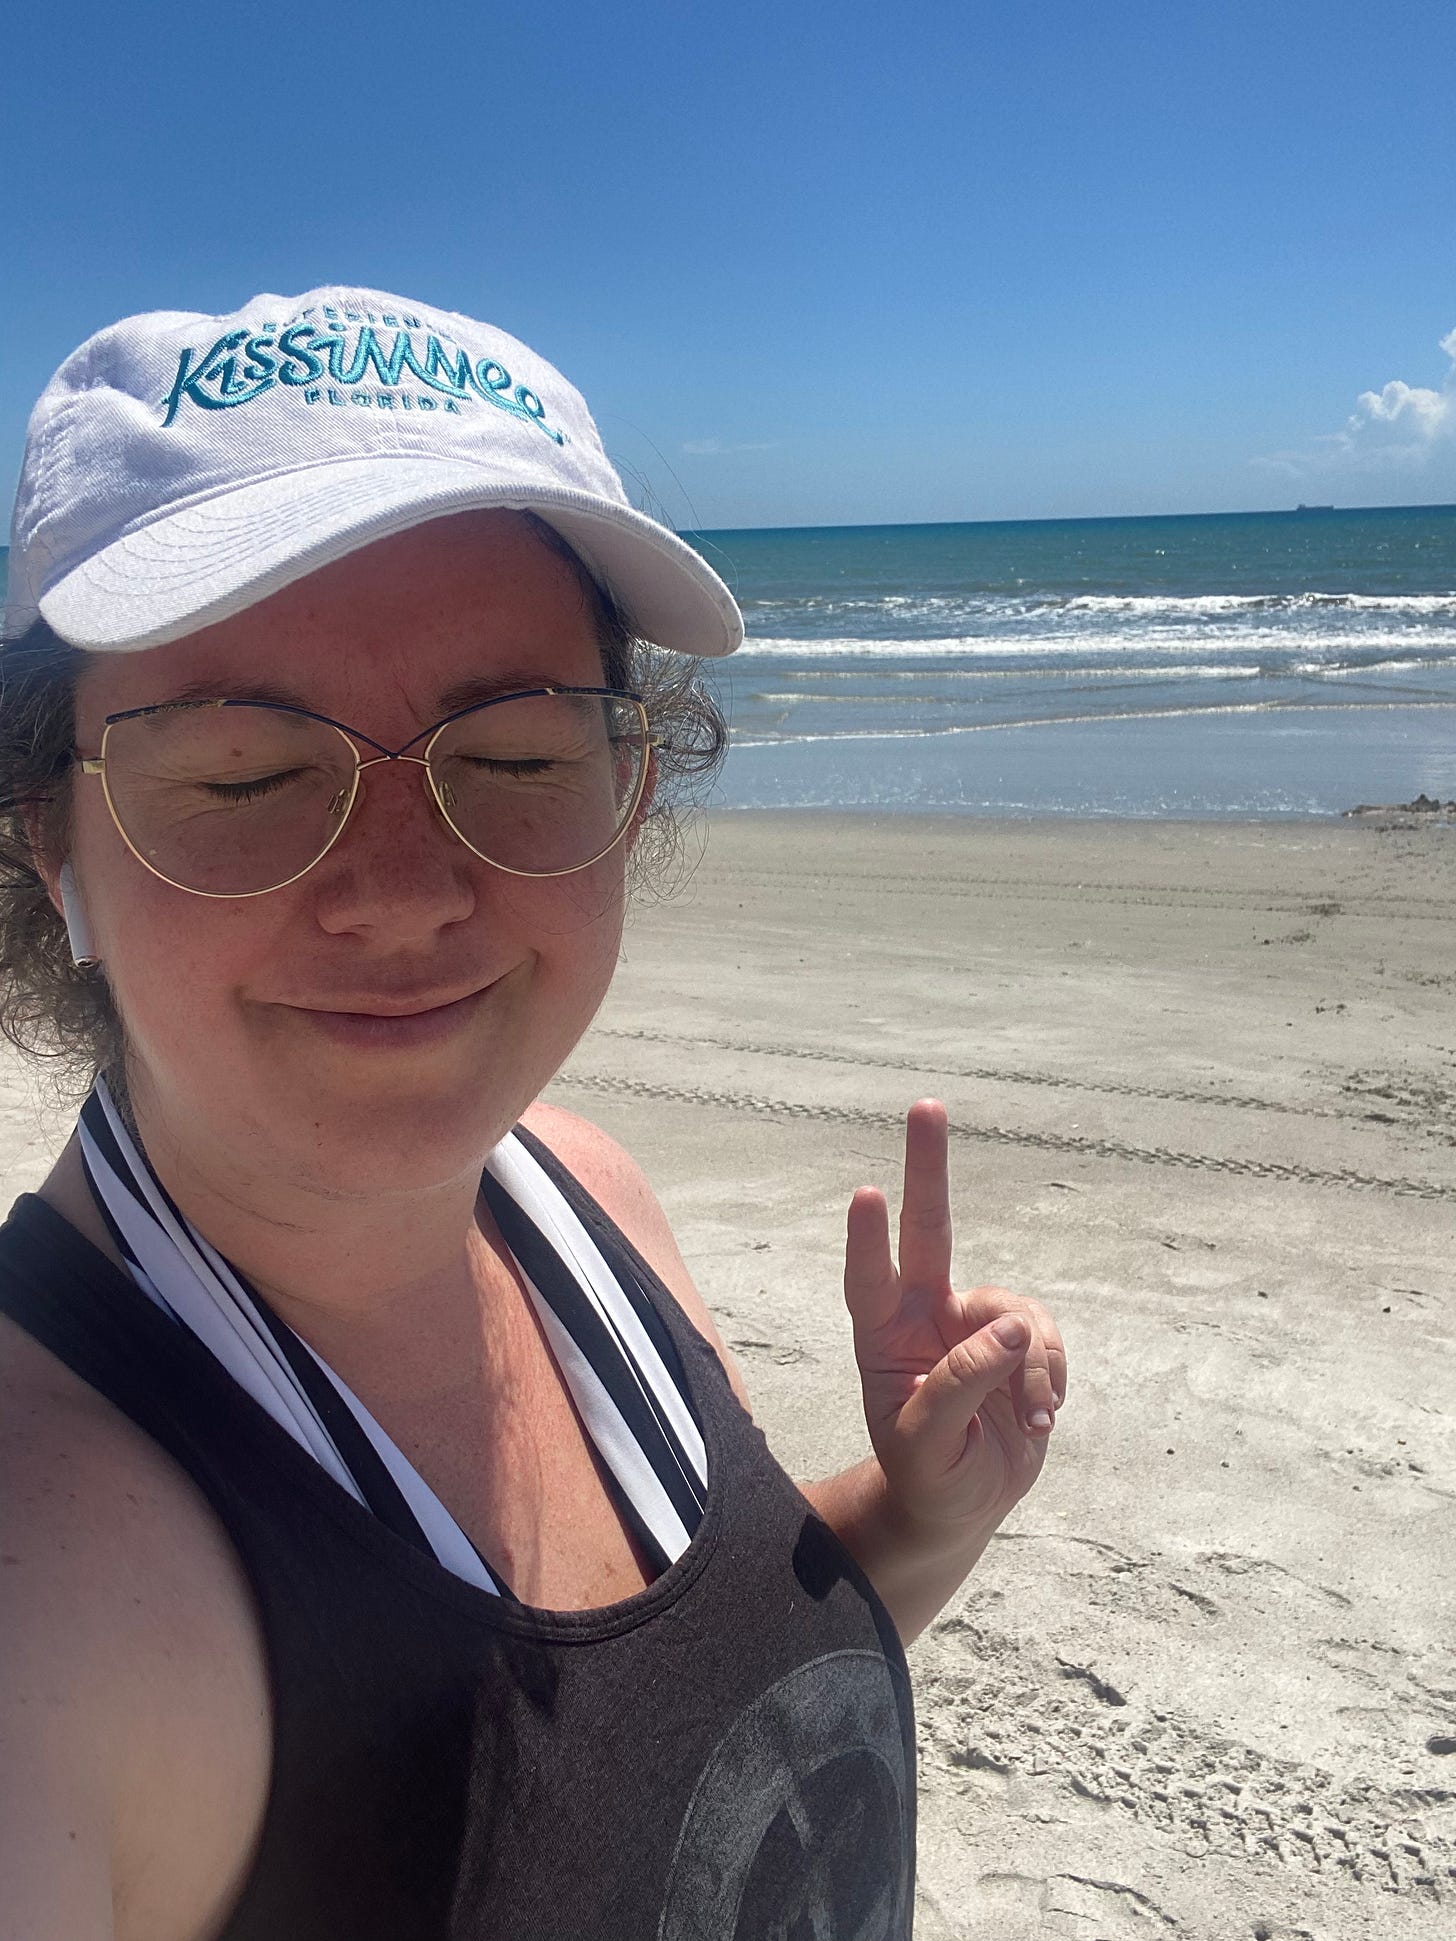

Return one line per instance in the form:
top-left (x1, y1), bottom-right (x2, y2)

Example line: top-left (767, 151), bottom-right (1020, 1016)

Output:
top-left (285, 983), bottom-right (492, 1050)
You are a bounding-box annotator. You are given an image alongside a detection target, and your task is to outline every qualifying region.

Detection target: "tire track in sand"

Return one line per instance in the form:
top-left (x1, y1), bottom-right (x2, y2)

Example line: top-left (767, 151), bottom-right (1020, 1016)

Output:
top-left (555, 1072), bottom-right (1456, 1202)
top-left (921, 1619), bottom-right (1455, 1907)
top-left (731, 867), bottom-right (1456, 924)
top-left (595, 1026), bottom-right (1360, 1124)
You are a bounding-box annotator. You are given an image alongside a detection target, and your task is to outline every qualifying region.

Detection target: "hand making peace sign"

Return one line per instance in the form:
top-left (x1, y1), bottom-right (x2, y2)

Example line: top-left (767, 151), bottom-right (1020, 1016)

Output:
top-left (844, 1100), bottom-right (1068, 1538)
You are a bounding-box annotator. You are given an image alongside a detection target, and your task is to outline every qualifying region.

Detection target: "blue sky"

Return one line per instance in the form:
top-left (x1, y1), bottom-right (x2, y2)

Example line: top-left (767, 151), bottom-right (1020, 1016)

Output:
top-left (5, 0), bottom-right (1455, 528)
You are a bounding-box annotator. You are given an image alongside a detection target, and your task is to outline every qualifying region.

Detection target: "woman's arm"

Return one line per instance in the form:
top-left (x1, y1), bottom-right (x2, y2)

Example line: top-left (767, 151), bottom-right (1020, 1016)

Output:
top-left (0, 1320), bottom-right (274, 1941)
top-left (799, 1458), bottom-right (1003, 1646)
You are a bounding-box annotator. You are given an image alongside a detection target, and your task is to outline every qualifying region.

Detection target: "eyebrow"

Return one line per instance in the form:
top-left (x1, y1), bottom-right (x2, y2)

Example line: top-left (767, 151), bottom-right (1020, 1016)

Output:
top-left (164, 676), bottom-right (310, 708)
top-left (157, 668), bottom-right (587, 719)
top-left (435, 670), bottom-right (585, 714)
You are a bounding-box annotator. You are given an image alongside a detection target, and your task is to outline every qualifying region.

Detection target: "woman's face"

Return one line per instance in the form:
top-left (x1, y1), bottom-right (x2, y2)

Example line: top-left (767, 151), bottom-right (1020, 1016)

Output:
top-left (67, 510), bottom-right (633, 1197)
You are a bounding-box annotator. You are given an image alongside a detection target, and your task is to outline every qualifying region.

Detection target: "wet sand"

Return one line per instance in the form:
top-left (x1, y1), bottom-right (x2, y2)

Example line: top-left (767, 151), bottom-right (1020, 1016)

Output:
top-left (2, 813), bottom-right (1453, 1937)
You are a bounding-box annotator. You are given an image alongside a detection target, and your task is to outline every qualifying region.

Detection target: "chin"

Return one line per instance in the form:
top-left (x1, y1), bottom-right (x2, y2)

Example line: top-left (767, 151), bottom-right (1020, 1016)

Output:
top-left (271, 1079), bottom-right (527, 1196)
top-left (132, 983), bottom-right (589, 1197)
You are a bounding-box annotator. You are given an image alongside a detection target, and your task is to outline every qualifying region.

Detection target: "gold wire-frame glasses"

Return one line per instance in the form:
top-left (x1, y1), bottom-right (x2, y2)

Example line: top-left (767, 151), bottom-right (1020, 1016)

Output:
top-left (74, 685), bottom-right (653, 899)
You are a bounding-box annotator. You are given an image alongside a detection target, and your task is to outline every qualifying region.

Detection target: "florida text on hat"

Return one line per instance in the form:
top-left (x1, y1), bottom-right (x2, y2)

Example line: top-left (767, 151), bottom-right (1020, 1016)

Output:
top-left (8, 285), bottom-right (743, 659)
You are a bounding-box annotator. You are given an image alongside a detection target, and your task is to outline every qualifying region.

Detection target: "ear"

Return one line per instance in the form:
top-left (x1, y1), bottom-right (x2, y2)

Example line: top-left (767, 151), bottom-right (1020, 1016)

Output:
top-left (627, 743), bottom-right (659, 846)
top-left (20, 804), bottom-right (64, 919)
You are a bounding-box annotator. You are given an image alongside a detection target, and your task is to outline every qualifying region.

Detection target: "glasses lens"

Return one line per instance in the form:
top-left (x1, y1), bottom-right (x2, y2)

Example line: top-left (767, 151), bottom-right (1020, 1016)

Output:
top-left (100, 703), bottom-right (355, 895)
top-left (429, 691), bottom-right (648, 874)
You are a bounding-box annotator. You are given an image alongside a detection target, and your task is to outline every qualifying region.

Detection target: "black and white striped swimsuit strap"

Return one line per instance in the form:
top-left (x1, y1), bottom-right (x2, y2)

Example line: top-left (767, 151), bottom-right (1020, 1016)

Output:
top-left (75, 1081), bottom-right (707, 1599)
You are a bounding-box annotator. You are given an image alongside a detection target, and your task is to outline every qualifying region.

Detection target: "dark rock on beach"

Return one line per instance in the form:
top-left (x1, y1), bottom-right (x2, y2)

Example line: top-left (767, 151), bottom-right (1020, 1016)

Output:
top-left (1343, 793), bottom-right (1456, 825)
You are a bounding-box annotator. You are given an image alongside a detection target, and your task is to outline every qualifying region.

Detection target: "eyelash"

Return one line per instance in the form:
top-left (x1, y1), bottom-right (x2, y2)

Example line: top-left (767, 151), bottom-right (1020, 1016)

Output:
top-left (462, 757), bottom-right (554, 775)
top-left (202, 773), bottom-right (299, 802)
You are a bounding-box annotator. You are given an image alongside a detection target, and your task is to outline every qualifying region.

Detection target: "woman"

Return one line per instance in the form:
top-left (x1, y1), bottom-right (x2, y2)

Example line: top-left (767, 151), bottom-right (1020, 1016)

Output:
top-left (0, 287), bottom-right (1065, 1940)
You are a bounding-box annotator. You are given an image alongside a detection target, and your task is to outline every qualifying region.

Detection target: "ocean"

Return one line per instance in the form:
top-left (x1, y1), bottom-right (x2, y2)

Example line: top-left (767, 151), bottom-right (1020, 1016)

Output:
top-left (686, 504), bottom-right (1456, 819)
top-left (4, 503), bottom-right (1454, 819)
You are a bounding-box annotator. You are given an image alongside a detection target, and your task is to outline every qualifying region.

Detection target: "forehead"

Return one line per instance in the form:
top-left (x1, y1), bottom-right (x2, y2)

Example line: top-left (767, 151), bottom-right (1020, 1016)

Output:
top-left (74, 510), bottom-right (607, 732)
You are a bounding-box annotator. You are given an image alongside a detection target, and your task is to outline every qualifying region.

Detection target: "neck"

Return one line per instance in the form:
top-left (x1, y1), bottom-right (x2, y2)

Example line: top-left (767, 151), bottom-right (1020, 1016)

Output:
top-left (103, 1071), bottom-right (520, 1374)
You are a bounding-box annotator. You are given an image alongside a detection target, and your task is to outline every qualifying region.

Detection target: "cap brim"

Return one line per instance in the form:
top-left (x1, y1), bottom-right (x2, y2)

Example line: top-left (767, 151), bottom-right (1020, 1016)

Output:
top-left (39, 457), bottom-right (743, 658)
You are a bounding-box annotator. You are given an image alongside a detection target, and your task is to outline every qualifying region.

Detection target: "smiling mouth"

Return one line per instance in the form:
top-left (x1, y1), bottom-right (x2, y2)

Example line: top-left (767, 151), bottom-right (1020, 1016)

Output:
top-left (286, 983), bottom-right (494, 1046)
top-left (314, 990), bottom-right (483, 1019)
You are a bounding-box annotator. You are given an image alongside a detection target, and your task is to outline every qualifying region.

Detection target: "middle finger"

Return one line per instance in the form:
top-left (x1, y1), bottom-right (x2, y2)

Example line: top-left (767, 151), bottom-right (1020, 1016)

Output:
top-left (897, 1098), bottom-right (954, 1295)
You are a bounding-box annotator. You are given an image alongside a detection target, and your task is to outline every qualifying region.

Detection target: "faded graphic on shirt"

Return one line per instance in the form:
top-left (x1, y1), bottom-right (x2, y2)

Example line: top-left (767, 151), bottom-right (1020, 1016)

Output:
top-left (658, 1650), bottom-right (913, 1941)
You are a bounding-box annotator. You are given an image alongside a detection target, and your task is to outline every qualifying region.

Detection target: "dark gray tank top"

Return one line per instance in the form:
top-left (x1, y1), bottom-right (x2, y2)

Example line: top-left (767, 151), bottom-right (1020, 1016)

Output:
top-left (0, 1131), bottom-right (916, 1939)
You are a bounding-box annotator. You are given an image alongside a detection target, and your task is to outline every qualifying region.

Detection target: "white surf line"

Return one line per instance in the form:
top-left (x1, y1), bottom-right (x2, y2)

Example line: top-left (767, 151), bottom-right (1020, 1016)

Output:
top-left (729, 695), bottom-right (1456, 748)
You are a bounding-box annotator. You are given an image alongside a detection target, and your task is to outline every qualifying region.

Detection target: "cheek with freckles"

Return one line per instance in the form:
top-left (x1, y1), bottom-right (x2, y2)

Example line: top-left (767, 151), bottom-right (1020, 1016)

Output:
top-left (95, 877), bottom-right (294, 1085)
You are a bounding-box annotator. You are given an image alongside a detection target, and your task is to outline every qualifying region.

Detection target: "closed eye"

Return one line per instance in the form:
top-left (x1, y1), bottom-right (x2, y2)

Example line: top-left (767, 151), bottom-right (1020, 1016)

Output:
top-left (201, 770), bottom-right (305, 802)
top-left (460, 757), bottom-right (559, 777)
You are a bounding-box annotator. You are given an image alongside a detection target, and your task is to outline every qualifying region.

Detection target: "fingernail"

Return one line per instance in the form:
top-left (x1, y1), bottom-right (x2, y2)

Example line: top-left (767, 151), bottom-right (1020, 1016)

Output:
top-left (992, 1315), bottom-right (1029, 1350)
top-left (1028, 1408), bottom-right (1053, 1432)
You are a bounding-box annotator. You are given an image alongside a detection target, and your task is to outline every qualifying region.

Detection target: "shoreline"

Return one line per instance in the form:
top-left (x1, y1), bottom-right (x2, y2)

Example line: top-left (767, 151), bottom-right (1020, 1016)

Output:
top-left (706, 800), bottom-right (1456, 827)
top-left (711, 703), bottom-right (1456, 824)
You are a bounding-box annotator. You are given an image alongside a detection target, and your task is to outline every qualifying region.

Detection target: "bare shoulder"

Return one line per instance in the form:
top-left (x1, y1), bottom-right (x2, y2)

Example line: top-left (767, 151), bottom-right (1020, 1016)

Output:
top-left (521, 1100), bottom-right (691, 1272)
top-left (0, 1312), bottom-right (211, 1718)
top-left (0, 1313), bottom-right (270, 1941)
top-left (519, 1101), bottom-right (751, 1411)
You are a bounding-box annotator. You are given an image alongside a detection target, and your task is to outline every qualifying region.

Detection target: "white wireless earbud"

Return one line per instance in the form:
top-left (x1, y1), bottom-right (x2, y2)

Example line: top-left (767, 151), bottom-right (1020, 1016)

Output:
top-left (59, 860), bottom-right (100, 967)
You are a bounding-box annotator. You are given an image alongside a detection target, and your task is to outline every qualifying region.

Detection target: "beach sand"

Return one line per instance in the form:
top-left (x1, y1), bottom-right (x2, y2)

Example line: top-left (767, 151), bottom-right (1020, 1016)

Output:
top-left (561, 813), bottom-right (1456, 1940)
top-left (2, 813), bottom-right (1453, 1938)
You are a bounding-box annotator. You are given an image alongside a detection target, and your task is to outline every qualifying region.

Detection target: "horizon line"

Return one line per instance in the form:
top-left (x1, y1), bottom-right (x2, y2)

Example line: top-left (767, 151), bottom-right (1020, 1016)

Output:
top-left (680, 500), bottom-right (1456, 538)
top-left (1, 500), bottom-right (1452, 569)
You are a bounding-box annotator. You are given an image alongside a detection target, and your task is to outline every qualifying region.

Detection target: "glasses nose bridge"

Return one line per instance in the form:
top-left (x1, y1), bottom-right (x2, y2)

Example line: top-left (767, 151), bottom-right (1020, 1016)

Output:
top-left (355, 749), bottom-right (433, 775)
top-left (350, 747), bottom-right (440, 819)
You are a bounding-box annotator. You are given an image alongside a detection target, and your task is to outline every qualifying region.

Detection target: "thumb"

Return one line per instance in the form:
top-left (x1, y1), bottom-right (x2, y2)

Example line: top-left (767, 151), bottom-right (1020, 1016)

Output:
top-left (893, 1312), bottom-right (1030, 1473)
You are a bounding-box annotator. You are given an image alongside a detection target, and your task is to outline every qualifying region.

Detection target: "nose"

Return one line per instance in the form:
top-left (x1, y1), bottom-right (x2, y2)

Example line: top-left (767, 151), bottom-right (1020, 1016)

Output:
top-left (310, 753), bottom-right (477, 943)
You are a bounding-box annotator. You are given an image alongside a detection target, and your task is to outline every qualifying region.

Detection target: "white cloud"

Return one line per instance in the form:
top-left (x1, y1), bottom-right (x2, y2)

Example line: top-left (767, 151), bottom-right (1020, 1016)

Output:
top-left (1345, 374), bottom-right (1451, 448)
top-left (1261, 324), bottom-right (1456, 479)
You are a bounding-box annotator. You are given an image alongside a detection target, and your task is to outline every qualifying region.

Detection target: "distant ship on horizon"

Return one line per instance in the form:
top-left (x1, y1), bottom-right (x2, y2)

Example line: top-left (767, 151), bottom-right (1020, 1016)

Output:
top-left (1294, 502), bottom-right (1336, 513)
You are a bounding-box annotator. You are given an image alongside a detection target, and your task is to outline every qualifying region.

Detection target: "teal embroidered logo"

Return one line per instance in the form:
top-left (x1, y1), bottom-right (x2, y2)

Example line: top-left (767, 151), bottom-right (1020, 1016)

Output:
top-left (160, 311), bottom-right (566, 444)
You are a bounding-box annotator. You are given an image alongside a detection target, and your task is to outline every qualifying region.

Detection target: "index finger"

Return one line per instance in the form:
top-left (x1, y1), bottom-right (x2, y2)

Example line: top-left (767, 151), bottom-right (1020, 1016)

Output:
top-left (897, 1098), bottom-right (953, 1294)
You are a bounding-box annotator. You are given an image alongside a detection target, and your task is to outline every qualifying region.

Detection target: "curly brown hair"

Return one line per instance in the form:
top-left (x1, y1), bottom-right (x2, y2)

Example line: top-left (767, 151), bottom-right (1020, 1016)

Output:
top-left (0, 522), bottom-right (728, 1094)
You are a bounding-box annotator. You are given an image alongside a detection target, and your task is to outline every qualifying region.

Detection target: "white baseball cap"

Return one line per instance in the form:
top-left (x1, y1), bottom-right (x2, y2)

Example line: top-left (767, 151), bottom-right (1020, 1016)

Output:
top-left (7, 284), bottom-right (743, 658)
